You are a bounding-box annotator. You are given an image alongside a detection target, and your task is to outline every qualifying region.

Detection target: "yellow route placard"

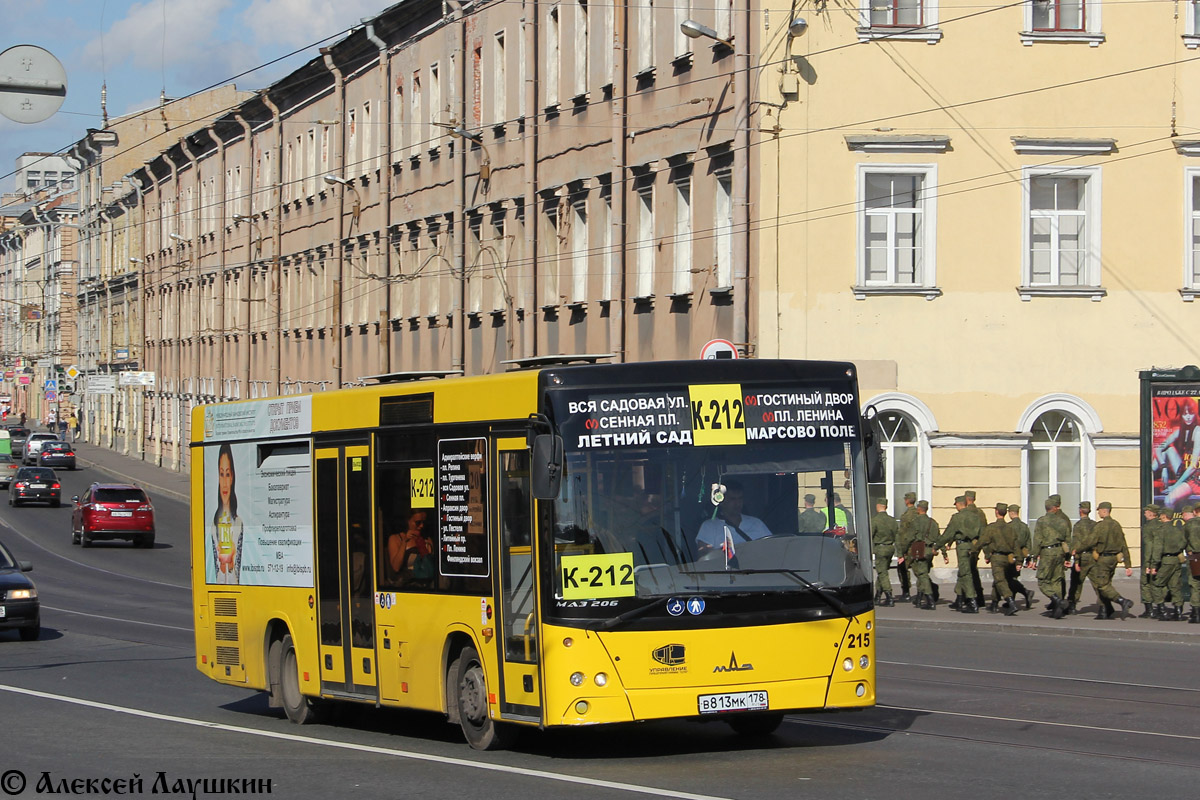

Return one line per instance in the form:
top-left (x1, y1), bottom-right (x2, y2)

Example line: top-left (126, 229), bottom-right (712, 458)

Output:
top-left (560, 552), bottom-right (636, 599)
top-left (688, 383), bottom-right (747, 446)
top-left (409, 467), bottom-right (435, 508)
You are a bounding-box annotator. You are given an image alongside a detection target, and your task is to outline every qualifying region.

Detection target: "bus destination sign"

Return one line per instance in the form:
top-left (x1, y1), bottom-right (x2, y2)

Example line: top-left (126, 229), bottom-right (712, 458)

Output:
top-left (556, 383), bottom-right (859, 450)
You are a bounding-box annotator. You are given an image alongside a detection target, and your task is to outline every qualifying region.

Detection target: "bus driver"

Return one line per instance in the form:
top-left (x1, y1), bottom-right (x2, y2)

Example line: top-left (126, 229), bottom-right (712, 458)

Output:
top-left (696, 480), bottom-right (772, 554)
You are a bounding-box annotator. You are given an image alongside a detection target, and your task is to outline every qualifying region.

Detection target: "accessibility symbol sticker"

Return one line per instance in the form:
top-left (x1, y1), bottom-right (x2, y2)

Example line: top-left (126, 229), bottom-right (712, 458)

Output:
top-left (666, 597), bottom-right (685, 617)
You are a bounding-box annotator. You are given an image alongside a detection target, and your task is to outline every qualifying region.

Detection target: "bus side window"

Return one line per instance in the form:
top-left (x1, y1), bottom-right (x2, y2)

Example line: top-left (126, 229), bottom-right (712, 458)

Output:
top-left (500, 451), bottom-right (536, 664)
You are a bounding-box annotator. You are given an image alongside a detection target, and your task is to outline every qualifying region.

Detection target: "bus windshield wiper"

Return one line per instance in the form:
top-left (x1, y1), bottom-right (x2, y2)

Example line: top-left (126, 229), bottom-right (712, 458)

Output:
top-left (596, 598), bottom-right (668, 631)
top-left (701, 568), bottom-right (857, 620)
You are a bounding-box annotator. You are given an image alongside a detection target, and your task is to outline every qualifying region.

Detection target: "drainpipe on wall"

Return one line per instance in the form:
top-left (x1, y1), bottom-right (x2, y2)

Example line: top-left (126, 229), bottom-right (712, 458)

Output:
top-left (321, 49), bottom-right (345, 389)
top-left (260, 94), bottom-right (284, 398)
top-left (611, 0), bottom-right (628, 362)
top-left (453, 7), bottom-right (466, 375)
top-left (212, 127), bottom-right (227, 403)
top-left (732, 0), bottom-right (751, 356)
top-left (167, 155), bottom-right (183, 472)
top-left (126, 171), bottom-right (148, 460)
top-left (522, 9), bottom-right (538, 361)
top-left (234, 112), bottom-right (255, 398)
top-left (364, 19), bottom-right (393, 375)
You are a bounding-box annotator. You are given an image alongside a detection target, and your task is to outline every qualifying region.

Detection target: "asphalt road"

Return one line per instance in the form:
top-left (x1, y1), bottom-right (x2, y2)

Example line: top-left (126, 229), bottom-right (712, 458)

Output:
top-left (2, 468), bottom-right (1198, 799)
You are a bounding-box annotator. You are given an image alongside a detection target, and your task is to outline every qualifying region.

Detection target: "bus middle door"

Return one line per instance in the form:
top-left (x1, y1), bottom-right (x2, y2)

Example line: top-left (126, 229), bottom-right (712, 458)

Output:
top-left (314, 442), bottom-right (379, 701)
top-left (494, 440), bottom-right (542, 722)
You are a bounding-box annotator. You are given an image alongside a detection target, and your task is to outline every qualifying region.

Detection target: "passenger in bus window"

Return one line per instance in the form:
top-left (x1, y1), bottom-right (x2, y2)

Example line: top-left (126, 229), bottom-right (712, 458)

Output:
top-left (695, 480), bottom-right (772, 553)
top-left (388, 510), bottom-right (434, 587)
top-left (212, 443), bottom-right (243, 585)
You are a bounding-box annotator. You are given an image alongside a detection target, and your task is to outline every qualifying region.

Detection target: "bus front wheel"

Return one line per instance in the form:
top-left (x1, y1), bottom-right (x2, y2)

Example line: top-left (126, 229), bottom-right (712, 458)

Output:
top-left (452, 645), bottom-right (514, 750)
top-left (278, 634), bottom-right (323, 725)
top-left (727, 711), bottom-right (785, 737)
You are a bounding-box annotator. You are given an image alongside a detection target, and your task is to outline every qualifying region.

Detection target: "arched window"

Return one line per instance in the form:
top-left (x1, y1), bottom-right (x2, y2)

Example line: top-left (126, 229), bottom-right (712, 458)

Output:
top-left (1025, 409), bottom-right (1084, 516)
top-left (868, 410), bottom-right (920, 515)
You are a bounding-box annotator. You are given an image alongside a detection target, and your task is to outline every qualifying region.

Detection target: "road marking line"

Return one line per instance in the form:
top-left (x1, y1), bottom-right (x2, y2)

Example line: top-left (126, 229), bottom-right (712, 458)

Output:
top-left (867, 703), bottom-right (1200, 741)
top-left (41, 605), bottom-right (192, 632)
top-left (0, 684), bottom-right (731, 800)
top-left (880, 660), bottom-right (1200, 693)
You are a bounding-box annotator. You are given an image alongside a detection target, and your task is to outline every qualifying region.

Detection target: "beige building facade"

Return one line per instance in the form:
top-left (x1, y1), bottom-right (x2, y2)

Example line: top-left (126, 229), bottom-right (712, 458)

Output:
top-left (759, 1), bottom-right (1200, 552)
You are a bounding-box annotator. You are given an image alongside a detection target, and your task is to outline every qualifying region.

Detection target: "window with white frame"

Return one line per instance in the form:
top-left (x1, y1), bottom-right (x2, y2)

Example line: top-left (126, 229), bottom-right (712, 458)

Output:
top-left (410, 72), bottom-right (423, 158)
top-left (857, 165), bottom-right (937, 289)
top-left (363, 101), bottom-right (374, 174)
top-left (715, 0), bottom-right (732, 41)
top-left (1188, 170), bottom-right (1200, 290)
top-left (429, 64), bottom-right (441, 149)
top-left (866, 410), bottom-right (921, 514)
top-left (672, 166), bottom-right (692, 294)
top-left (600, 182), bottom-right (613, 300)
top-left (637, 0), bottom-right (655, 74)
top-left (346, 109), bottom-right (356, 177)
top-left (574, 0), bottom-right (589, 98)
top-left (858, 0), bottom-right (941, 41)
top-left (547, 6), bottom-right (561, 107)
top-left (492, 32), bottom-right (507, 125)
top-left (393, 82), bottom-right (404, 155)
top-left (674, 0), bottom-right (691, 60)
top-left (570, 195), bottom-right (588, 303)
top-left (1188, 1), bottom-right (1200, 47)
top-left (1022, 0), bottom-right (1102, 43)
top-left (1025, 409), bottom-right (1084, 517)
top-left (1024, 167), bottom-right (1100, 288)
top-left (714, 162), bottom-right (734, 288)
top-left (635, 178), bottom-right (654, 298)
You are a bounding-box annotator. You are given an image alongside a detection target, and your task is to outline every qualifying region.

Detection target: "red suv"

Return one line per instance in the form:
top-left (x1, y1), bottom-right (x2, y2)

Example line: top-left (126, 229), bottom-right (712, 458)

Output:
top-left (71, 484), bottom-right (155, 548)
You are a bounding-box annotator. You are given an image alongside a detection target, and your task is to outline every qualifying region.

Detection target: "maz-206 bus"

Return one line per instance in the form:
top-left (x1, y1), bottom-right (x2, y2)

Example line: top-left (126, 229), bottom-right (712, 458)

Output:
top-left (191, 359), bottom-right (876, 750)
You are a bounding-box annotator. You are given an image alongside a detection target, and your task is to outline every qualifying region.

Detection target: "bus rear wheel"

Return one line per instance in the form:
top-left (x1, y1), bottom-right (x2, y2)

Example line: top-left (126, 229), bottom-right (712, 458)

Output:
top-left (278, 634), bottom-right (323, 725)
top-left (727, 712), bottom-right (785, 737)
top-left (452, 645), bottom-right (514, 750)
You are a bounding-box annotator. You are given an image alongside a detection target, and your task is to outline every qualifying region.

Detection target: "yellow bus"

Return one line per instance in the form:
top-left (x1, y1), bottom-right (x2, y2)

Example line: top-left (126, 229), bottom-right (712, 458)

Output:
top-left (191, 359), bottom-right (876, 749)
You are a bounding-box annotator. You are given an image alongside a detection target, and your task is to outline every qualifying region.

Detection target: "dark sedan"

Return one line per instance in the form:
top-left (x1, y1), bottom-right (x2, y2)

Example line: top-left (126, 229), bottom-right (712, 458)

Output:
top-left (8, 467), bottom-right (61, 507)
top-left (37, 441), bottom-right (76, 470)
top-left (0, 538), bottom-right (39, 641)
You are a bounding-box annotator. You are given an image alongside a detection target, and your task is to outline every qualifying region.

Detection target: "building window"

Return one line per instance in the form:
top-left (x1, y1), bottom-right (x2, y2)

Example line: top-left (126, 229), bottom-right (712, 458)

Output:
top-left (866, 411), bottom-right (920, 515)
top-left (714, 165), bottom-right (734, 289)
top-left (872, 0), bottom-right (923, 26)
top-left (674, 0), bottom-right (691, 60)
top-left (1023, 167), bottom-right (1100, 290)
top-left (1025, 410), bottom-right (1083, 517)
top-left (363, 101), bottom-right (374, 174)
top-left (857, 165), bottom-right (938, 292)
top-left (1032, 0), bottom-right (1084, 31)
top-left (429, 64), bottom-right (441, 150)
top-left (26, 170), bottom-right (40, 189)
top-left (547, 5), bottom-right (561, 107)
top-left (672, 167), bottom-right (692, 295)
top-left (600, 181), bottom-right (613, 301)
top-left (636, 0), bottom-right (655, 75)
top-left (635, 178), bottom-right (654, 298)
top-left (410, 72), bottom-right (423, 158)
top-left (1021, 0), bottom-right (1102, 44)
top-left (574, 0), bottom-right (589, 98)
top-left (492, 31), bottom-right (507, 126)
top-left (1186, 170), bottom-right (1200, 292)
top-left (858, 0), bottom-right (941, 41)
top-left (569, 196), bottom-right (588, 303)
top-left (715, 0), bottom-right (732, 41)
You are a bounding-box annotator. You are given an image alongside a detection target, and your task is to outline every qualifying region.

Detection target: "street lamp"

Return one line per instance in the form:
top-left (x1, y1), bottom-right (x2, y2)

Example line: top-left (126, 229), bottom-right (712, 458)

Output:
top-left (680, 20), bottom-right (733, 46)
top-left (323, 174), bottom-right (361, 224)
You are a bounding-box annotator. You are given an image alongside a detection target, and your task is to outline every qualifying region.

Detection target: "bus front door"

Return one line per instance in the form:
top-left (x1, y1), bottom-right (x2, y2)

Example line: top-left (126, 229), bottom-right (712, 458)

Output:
top-left (494, 442), bottom-right (542, 721)
top-left (314, 443), bottom-right (379, 701)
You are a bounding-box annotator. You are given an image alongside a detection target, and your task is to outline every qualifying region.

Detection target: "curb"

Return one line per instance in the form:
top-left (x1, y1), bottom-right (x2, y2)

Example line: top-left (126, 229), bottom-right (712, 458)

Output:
top-left (75, 456), bottom-right (190, 506)
top-left (879, 616), bottom-right (1200, 644)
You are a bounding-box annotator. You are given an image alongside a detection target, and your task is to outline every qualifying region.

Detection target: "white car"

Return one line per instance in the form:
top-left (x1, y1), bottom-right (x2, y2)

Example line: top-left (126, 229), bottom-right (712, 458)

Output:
top-left (22, 433), bottom-right (60, 465)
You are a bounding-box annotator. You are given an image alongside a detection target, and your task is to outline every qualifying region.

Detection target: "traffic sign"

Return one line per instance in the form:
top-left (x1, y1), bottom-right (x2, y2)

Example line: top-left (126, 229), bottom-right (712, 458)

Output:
top-left (700, 339), bottom-right (739, 360)
top-left (43, 379), bottom-right (57, 392)
top-left (64, 364), bottom-right (79, 380)
top-left (44, 390), bottom-right (57, 402)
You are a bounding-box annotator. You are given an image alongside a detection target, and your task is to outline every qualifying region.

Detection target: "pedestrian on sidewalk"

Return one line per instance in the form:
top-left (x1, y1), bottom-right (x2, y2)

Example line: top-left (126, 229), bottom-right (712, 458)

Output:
top-left (1034, 497), bottom-right (1071, 619)
top-left (1150, 506), bottom-right (1187, 621)
top-left (940, 496), bottom-right (982, 613)
top-left (1182, 505), bottom-right (1200, 623)
top-left (897, 500), bottom-right (945, 610)
top-left (895, 492), bottom-right (918, 602)
top-left (1141, 505), bottom-right (1164, 618)
top-left (67, 412), bottom-right (78, 443)
top-left (980, 502), bottom-right (1019, 615)
top-left (871, 498), bottom-right (899, 607)
top-left (1066, 501), bottom-right (1095, 615)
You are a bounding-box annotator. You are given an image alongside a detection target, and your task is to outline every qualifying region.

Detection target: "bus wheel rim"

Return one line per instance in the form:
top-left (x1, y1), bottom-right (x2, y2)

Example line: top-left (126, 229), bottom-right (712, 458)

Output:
top-left (460, 667), bottom-right (487, 724)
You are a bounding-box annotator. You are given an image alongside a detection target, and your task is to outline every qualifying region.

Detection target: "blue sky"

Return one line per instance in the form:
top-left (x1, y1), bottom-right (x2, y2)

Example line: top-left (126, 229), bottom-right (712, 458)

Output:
top-left (0, 0), bottom-right (388, 193)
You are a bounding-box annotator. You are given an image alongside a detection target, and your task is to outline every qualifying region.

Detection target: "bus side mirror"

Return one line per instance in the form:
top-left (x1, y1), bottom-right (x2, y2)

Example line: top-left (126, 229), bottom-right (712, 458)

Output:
top-left (862, 405), bottom-right (886, 484)
top-left (531, 434), bottom-right (563, 499)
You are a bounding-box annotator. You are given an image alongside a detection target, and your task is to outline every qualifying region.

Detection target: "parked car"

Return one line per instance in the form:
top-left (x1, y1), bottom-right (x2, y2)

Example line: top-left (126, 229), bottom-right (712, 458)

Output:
top-left (5, 426), bottom-right (30, 457)
top-left (0, 537), bottom-right (39, 641)
top-left (72, 483), bottom-right (155, 548)
top-left (22, 432), bottom-right (59, 465)
top-left (0, 454), bottom-right (18, 488)
top-left (37, 441), bottom-right (76, 470)
top-left (8, 467), bottom-right (61, 507)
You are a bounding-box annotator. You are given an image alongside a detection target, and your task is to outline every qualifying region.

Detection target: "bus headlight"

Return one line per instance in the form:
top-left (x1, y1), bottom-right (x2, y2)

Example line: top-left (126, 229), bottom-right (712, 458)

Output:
top-left (842, 658), bottom-right (853, 672)
top-left (594, 672), bottom-right (608, 687)
top-left (570, 672), bottom-right (585, 687)
top-left (856, 683), bottom-right (866, 697)
top-left (859, 655), bottom-right (870, 670)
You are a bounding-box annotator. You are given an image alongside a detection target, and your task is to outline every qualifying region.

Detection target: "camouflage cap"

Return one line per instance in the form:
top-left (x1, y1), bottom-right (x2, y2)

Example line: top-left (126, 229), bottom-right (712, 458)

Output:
top-left (1008, 503), bottom-right (1021, 512)
top-left (1097, 501), bottom-right (1112, 511)
top-left (1079, 501), bottom-right (1091, 512)
top-left (916, 500), bottom-right (929, 510)
top-left (804, 493), bottom-right (816, 504)
top-left (1144, 504), bottom-right (1159, 514)
top-left (954, 495), bottom-right (967, 505)
top-left (1048, 494), bottom-right (1062, 506)
top-left (995, 502), bottom-right (1009, 513)
top-left (964, 490), bottom-right (977, 500)
top-left (876, 497), bottom-right (889, 506)
top-left (1159, 508), bottom-right (1173, 519)
top-left (1183, 504), bottom-right (1197, 513)
top-left (904, 491), bottom-right (917, 502)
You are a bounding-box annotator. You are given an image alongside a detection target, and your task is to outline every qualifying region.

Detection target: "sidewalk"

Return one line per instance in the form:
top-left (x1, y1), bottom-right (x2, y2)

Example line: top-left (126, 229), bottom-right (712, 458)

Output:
top-left (877, 570), bottom-right (1200, 643)
top-left (70, 437), bottom-right (190, 505)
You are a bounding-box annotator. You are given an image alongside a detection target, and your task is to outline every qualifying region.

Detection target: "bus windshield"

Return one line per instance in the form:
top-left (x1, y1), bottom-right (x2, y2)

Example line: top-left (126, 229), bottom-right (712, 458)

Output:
top-left (548, 439), bottom-right (867, 603)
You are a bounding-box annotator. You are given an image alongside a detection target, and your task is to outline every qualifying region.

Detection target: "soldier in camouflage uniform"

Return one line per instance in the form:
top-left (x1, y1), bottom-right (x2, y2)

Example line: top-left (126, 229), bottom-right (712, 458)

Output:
top-left (1065, 501), bottom-right (1095, 615)
top-left (1033, 497), bottom-right (1071, 619)
top-left (1140, 505), bottom-right (1163, 618)
top-left (798, 493), bottom-right (826, 534)
top-left (897, 500), bottom-right (945, 610)
top-left (1181, 505), bottom-right (1200, 623)
top-left (895, 492), bottom-right (917, 601)
top-left (1150, 506), bottom-right (1188, 621)
top-left (1048, 494), bottom-right (1072, 598)
top-left (1085, 501), bottom-right (1134, 620)
top-left (870, 498), bottom-right (898, 607)
top-left (1006, 503), bottom-right (1035, 608)
top-left (979, 502), bottom-right (1019, 615)
top-left (964, 490), bottom-right (988, 601)
top-left (938, 496), bottom-right (982, 613)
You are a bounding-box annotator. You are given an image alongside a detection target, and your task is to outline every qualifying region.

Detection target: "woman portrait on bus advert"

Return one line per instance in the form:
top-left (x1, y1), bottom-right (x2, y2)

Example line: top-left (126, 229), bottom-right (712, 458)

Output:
top-left (211, 443), bottom-right (244, 584)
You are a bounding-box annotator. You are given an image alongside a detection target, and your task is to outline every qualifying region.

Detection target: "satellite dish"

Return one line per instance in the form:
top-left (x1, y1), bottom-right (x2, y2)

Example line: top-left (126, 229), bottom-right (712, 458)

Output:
top-left (0, 45), bottom-right (67, 124)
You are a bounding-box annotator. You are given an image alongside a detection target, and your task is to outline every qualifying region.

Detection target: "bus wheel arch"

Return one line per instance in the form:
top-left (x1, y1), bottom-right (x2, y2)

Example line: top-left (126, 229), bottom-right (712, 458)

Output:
top-left (264, 620), bottom-right (290, 709)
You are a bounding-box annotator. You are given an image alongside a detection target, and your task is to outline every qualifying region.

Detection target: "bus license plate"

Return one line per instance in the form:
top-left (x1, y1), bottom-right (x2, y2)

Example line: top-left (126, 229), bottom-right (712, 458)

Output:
top-left (698, 690), bottom-right (768, 714)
